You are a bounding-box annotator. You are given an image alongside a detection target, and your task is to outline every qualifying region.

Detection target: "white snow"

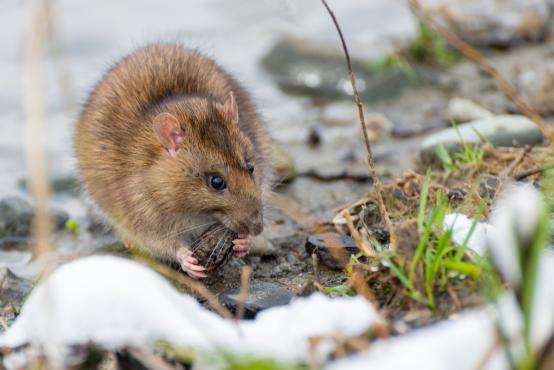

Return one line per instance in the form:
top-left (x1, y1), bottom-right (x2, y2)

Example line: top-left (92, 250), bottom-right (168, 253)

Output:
top-left (444, 212), bottom-right (493, 255)
top-left (0, 255), bottom-right (380, 368)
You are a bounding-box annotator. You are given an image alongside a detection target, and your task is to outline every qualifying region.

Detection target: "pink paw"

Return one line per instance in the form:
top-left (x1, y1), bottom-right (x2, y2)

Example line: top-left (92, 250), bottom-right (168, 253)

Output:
top-left (232, 234), bottom-right (250, 258)
top-left (176, 247), bottom-right (207, 279)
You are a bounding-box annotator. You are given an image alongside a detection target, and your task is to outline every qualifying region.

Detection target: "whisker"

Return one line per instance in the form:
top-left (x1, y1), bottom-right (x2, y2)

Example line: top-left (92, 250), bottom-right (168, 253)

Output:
top-left (158, 220), bottom-right (217, 243)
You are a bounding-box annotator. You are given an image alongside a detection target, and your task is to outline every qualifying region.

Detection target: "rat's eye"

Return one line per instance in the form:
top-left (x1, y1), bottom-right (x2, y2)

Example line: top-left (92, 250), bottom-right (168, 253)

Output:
top-left (209, 175), bottom-right (226, 191)
top-left (246, 160), bottom-right (254, 175)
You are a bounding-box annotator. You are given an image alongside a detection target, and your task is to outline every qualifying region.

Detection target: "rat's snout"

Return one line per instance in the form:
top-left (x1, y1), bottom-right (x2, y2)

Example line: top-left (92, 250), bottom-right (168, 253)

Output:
top-left (247, 209), bottom-right (264, 236)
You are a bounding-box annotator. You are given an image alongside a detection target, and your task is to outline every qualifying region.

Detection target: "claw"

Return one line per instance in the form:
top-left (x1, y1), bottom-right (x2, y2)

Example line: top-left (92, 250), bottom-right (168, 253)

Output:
top-left (232, 236), bottom-right (250, 257)
top-left (177, 247), bottom-right (207, 279)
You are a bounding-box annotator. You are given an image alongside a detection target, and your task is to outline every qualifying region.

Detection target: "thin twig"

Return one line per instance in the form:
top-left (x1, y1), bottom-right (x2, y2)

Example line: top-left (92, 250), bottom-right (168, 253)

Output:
top-left (514, 164), bottom-right (554, 181)
top-left (319, 0), bottom-right (397, 252)
top-left (473, 336), bottom-right (500, 370)
top-left (408, 0), bottom-right (554, 145)
top-left (349, 265), bottom-right (377, 305)
top-left (236, 266), bottom-right (252, 320)
top-left (311, 253), bottom-right (323, 290)
top-left (500, 146), bottom-right (532, 177)
top-left (341, 210), bottom-right (375, 257)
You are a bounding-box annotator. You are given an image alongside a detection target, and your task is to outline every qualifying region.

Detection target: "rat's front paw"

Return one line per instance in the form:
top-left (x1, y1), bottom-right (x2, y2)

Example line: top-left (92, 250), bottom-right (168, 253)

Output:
top-left (176, 247), bottom-right (207, 279)
top-left (232, 234), bottom-right (250, 258)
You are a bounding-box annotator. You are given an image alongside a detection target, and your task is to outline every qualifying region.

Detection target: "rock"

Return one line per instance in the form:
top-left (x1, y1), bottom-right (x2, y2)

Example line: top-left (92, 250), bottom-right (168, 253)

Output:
top-left (261, 36), bottom-right (416, 102)
top-left (219, 281), bottom-right (294, 319)
top-left (391, 119), bottom-right (445, 138)
top-left (446, 98), bottom-right (493, 123)
top-left (0, 197), bottom-right (33, 239)
top-left (420, 0), bottom-right (550, 47)
top-left (19, 174), bottom-right (80, 196)
top-left (0, 267), bottom-right (32, 309)
top-left (272, 144), bottom-right (296, 184)
top-left (249, 235), bottom-right (276, 257)
top-left (305, 233), bottom-right (360, 270)
top-left (0, 236), bottom-right (30, 251)
top-left (479, 175), bottom-right (500, 199)
top-left (420, 115), bottom-right (544, 160)
top-left (307, 125), bottom-right (322, 147)
top-left (0, 197), bottom-right (69, 239)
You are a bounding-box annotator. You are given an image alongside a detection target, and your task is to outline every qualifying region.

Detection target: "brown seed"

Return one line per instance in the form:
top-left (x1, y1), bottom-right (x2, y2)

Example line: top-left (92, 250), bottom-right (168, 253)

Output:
top-left (190, 224), bottom-right (237, 273)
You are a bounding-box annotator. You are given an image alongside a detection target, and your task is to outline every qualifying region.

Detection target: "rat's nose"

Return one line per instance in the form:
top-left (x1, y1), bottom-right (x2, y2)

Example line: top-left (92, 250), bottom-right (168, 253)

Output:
top-left (248, 210), bottom-right (264, 236)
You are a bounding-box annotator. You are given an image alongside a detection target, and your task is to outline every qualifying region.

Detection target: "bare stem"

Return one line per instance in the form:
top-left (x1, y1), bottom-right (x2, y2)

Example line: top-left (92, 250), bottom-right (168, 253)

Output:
top-left (319, 0), bottom-right (397, 251)
top-left (24, 0), bottom-right (55, 265)
top-left (236, 266), bottom-right (252, 320)
top-left (408, 0), bottom-right (554, 146)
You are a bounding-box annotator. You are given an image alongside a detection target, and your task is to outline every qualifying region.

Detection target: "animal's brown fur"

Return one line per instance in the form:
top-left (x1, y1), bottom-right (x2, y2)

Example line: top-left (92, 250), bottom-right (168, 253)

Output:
top-left (75, 44), bottom-right (271, 261)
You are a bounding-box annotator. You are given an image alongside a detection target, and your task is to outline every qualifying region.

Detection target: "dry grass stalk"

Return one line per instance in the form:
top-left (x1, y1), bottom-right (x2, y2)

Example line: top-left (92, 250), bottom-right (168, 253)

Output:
top-left (341, 209), bottom-right (375, 257)
top-left (408, 0), bottom-right (554, 146)
top-left (349, 265), bottom-right (377, 305)
top-left (24, 0), bottom-right (55, 269)
top-left (319, 0), bottom-right (397, 252)
top-left (236, 266), bottom-right (252, 320)
top-left (311, 252), bottom-right (324, 290)
top-left (135, 255), bottom-right (234, 320)
top-left (500, 146), bottom-right (531, 177)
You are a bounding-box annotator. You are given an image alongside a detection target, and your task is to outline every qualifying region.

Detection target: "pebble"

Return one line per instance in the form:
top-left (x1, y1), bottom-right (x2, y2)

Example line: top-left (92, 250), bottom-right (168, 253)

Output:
top-left (305, 233), bottom-right (359, 270)
top-left (262, 36), bottom-right (415, 102)
top-left (446, 98), bottom-right (493, 123)
top-left (0, 196), bottom-right (69, 239)
top-left (218, 281), bottom-right (294, 319)
top-left (419, 115), bottom-right (544, 161)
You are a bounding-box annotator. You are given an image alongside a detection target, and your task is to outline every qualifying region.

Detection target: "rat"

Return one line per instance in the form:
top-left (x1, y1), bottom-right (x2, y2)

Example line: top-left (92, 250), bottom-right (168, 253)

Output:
top-left (75, 44), bottom-right (271, 278)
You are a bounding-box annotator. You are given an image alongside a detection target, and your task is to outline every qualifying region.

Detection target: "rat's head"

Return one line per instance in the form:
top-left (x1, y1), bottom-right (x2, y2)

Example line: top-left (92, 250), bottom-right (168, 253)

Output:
top-left (151, 92), bottom-right (263, 236)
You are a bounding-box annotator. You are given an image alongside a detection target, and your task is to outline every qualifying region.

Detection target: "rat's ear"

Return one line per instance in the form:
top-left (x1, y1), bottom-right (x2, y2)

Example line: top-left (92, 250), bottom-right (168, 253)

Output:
top-left (153, 112), bottom-right (184, 157)
top-left (223, 91), bottom-right (239, 124)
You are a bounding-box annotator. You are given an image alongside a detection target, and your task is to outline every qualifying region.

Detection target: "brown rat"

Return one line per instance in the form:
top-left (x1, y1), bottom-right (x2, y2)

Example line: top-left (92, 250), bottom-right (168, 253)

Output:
top-left (75, 44), bottom-right (271, 278)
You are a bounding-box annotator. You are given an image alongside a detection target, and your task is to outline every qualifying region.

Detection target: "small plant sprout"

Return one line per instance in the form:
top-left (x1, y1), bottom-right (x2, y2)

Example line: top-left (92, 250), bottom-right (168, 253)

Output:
top-left (65, 219), bottom-right (79, 235)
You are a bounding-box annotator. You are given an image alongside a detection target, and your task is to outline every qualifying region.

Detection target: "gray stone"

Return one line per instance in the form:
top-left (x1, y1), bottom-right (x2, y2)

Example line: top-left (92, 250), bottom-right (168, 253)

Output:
top-left (0, 267), bottom-right (32, 308)
top-left (446, 98), bottom-right (493, 123)
top-left (420, 115), bottom-right (544, 160)
top-left (420, 0), bottom-right (550, 47)
top-left (19, 174), bottom-right (80, 195)
top-left (0, 196), bottom-right (69, 239)
top-left (261, 36), bottom-right (417, 102)
top-left (219, 281), bottom-right (294, 319)
top-left (305, 233), bottom-right (360, 270)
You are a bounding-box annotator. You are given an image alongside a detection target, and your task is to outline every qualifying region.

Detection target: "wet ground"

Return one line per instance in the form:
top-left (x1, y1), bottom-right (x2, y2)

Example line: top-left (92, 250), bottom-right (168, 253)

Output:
top-left (1, 0), bottom-right (554, 325)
